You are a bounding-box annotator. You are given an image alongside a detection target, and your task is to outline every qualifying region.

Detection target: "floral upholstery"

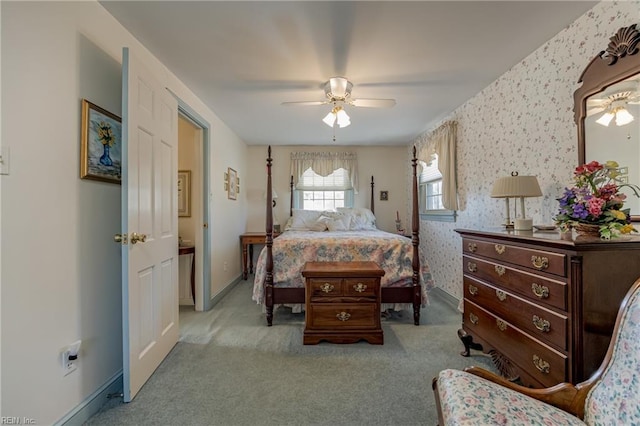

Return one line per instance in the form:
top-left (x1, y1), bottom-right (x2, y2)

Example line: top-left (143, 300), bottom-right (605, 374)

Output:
top-left (583, 287), bottom-right (640, 425)
top-left (436, 369), bottom-right (585, 425)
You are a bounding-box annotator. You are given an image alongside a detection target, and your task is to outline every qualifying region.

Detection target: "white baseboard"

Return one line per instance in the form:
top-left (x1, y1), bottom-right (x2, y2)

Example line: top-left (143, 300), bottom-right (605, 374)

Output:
top-left (56, 370), bottom-right (123, 426)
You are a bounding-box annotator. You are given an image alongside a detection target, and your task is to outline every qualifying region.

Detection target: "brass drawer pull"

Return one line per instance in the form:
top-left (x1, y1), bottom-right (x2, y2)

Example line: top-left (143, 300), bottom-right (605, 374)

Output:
top-left (467, 262), bottom-right (478, 273)
top-left (353, 283), bottom-right (367, 293)
top-left (532, 283), bottom-right (550, 299)
top-left (468, 284), bottom-right (478, 296)
top-left (495, 289), bottom-right (507, 301)
top-left (533, 315), bottom-right (551, 332)
top-left (531, 256), bottom-right (549, 270)
top-left (320, 283), bottom-right (334, 293)
top-left (469, 313), bottom-right (479, 325)
top-left (496, 319), bottom-right (507, 331)
top-left (494, 244), bottom-right (506, 255)
top-left (533, 355), bottom-right (550, 374)
top-left (468, 242), bottom-right (477, 253)
top-left (336, 311), bottom-right (351, 321)
top-left (494, 265), bottom-right (506, 276)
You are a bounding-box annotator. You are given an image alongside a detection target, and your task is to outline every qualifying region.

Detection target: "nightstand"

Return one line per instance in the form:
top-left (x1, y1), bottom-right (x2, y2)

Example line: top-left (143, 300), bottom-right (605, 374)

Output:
top-left (240, 232), bottom-right (279, 280)
top-left (302, 261), bottom-right (385, 345)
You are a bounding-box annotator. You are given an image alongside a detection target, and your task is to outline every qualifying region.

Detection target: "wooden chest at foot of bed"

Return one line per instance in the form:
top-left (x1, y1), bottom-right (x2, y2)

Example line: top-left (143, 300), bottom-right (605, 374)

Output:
top-left (302, 261), bottom-right (385, 345)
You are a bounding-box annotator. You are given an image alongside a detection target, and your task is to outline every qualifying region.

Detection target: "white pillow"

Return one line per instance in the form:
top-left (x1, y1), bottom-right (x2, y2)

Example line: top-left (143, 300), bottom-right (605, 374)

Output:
top-left (289, 209), bottom-right (324, 230)
top-left (309, 216), bottom-right (330, 232)
top-left (326, 214), bottom-right (351, 231)
top-left (337, 207), bottom-right (377, 230)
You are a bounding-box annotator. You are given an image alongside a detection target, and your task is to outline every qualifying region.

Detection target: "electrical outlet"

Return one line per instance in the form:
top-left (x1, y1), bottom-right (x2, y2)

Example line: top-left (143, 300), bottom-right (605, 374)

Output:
top-left (223, 261), bottom-right (228, 272)
top-left (62, 350), bottom-right (77, 376)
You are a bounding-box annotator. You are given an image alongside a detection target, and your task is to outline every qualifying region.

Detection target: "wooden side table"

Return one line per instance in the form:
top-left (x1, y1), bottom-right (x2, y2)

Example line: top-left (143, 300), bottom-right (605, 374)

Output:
top-left (302, 261), bottom-right (385, 345)
top-left (240, 232), bottom-right (280, 280)
top-left (178, 245), bottom-right (195, 303)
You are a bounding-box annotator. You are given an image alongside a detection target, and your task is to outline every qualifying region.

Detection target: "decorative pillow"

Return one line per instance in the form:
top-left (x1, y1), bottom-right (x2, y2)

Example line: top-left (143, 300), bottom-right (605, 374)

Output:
top-left (289, 209), bottom-right (324, 230)
top-left (309, 216), bottom-right (330, 232)
top-left (338, 207), bottom-right (377, 230)
top-left (326, 214), bottom-right (351, 231)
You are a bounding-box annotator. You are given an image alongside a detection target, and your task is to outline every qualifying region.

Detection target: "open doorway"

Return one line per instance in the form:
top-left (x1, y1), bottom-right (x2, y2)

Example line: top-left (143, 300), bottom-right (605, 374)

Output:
top-left (177, 112), bottom-right (209, 312)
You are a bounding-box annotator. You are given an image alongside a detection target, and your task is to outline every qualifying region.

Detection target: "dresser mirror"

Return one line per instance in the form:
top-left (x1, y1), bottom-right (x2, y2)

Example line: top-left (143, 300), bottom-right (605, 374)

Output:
top-left (574, 24), bottom-right (640, 221)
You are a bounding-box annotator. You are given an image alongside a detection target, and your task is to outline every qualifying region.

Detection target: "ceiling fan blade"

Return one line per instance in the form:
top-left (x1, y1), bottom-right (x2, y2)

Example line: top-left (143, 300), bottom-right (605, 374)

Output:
top-left (281, 101), bottom-right (328, 107)
top-left (587, 106), bottom-right (606, 117)
top-left (350, 98), bottom-right (396, 108)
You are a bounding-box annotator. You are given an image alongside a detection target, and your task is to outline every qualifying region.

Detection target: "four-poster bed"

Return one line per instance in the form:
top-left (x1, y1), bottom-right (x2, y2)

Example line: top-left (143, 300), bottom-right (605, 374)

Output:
top-left (253, 146), bottom-right (430, 326)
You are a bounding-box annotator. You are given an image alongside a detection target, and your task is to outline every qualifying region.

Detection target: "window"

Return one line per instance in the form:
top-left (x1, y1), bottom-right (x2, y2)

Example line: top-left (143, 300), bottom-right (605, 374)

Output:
top-left (419, 155), bottom-right (456, 222)
top-left (294, 167), bottom-right (354, 210)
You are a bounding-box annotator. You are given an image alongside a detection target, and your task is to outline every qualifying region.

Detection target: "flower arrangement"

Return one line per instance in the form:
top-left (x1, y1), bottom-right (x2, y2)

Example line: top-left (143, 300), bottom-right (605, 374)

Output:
top-left (96, 121), bottom-right (115, 146)
top-left (555, 161), bottom-right (640, 239)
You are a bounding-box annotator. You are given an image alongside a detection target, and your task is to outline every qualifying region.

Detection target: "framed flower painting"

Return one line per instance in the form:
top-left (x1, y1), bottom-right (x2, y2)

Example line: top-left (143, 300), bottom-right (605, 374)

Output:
top-left (80, 99), bottom-right (122, 184)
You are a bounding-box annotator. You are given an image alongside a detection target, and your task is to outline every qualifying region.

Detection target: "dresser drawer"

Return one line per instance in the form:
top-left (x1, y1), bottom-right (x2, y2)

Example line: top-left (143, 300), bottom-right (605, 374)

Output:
top-left (463, 238), bottom-right (566, 277)
top-left (464, 300), bottom-right (567, 387)
top-left (307, 278), bottom-right (343, 298)
top-left (463, 255), bottom-right (568, 311)
top-left (307, 303), bottom-right (379, 329)
top-left (343, 277), bottom-right (380, 297)
top-left (464, 276), bottom-right (568, 351)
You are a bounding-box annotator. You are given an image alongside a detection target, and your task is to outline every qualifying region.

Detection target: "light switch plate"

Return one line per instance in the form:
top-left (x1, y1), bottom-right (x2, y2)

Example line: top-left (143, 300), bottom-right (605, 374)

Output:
top-left (0, 146), bottom-right (9, 175)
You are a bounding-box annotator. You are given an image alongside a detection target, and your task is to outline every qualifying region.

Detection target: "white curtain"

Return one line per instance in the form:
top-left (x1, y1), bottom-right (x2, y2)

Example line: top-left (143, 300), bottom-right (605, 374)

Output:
top-left (416, 121), bottom-right (458, 210)
top-left (290, 152), bottom-right (359, 193)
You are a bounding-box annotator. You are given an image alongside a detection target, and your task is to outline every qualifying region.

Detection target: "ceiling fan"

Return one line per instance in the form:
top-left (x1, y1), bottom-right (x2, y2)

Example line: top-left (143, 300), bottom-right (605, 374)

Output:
top-left (281, 76), bottom-right (396, 128)
top-left (587, 82), bottom-right (640, 127)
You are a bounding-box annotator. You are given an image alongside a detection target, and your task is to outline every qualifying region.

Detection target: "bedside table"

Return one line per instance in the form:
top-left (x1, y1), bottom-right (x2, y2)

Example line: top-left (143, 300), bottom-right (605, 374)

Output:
top-left (240, 232), bottom-right (279, 280)
top-left (302, 261), bottom-right (385, 345)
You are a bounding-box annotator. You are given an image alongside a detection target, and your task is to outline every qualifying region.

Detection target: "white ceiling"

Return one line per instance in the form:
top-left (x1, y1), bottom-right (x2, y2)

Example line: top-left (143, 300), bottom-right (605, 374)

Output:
top-left (100, 1), bottom-right (597, 146)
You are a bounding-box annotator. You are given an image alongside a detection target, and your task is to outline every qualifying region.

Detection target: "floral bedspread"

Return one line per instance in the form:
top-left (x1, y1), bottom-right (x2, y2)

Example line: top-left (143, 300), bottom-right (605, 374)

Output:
top-left (251, 230), bottom-right (434, 309)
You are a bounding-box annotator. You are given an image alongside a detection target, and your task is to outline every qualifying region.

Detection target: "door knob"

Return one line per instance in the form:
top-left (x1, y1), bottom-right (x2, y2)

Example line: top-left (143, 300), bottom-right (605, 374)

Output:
top-left (114, 233), bottom-right (128, 244)
top-left (130, 232), bottom-right (147, 244)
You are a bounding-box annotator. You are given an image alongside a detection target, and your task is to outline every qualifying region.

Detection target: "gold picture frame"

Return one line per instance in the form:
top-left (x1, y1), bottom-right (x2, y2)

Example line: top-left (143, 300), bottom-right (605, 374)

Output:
top-left (178, 170), bottom-right (191, 217)
top-left (80, 99), bottom-right (122, 184)
top-left (227, 167), bottom-right (237, 200)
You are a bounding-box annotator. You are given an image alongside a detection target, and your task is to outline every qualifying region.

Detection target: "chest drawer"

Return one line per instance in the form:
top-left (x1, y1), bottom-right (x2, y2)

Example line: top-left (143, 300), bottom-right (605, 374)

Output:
top-left (464, 300), bottom-right (567, 387)
top-left (463, 255), bottom-right (568, 311)
top-left (464, 276), bottom-right (568, 351)
top-left (463, 238), bottom-right (566, 277)
top-left (307, 278), bottom-right (343, 298)
top-left (343, 277), bottom-right (380, 297)
top-left (307, 303), bottom-right (379, 329)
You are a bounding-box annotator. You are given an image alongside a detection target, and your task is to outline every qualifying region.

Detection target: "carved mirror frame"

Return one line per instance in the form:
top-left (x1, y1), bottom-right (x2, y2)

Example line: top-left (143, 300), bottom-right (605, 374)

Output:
top-left (574, 24), bottom-right (640, 221)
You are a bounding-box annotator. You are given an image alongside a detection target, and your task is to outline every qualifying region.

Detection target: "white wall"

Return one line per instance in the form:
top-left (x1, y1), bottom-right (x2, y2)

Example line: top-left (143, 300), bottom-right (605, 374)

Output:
top-left (245, 145), bottom-right (409, 234)
top-left (1, 1), bottom-right (248, 423)
top-left (411, 1), bottom-right (640, 299)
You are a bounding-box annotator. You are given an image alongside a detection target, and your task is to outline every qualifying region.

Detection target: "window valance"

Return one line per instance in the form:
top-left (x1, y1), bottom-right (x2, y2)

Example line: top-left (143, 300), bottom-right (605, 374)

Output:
top-left (416, 121), bottom-right (458, 210)
top-left (290, 152), bottom-right (359, 193)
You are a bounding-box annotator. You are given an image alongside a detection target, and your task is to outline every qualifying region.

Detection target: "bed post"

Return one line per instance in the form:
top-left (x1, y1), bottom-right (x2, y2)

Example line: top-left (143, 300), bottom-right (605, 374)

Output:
top-left (370, 176), bottom-right (375, 215)
top-left (265, 146), bottom-right (274, 326)
top-left (289, 175), bottom-right (294, 218)
top-left (411, 146), bottom-right (421, 325)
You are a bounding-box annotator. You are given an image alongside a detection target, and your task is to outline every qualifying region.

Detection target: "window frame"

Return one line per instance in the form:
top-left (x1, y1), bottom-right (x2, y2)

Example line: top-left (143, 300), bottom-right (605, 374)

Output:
top-left (418, 157), bottom-right (457, 222)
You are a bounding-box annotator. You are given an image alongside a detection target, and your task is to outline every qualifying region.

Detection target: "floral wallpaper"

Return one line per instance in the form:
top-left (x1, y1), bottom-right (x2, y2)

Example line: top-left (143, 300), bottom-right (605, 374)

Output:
top-left (410, 1), bottom-right (640, 300)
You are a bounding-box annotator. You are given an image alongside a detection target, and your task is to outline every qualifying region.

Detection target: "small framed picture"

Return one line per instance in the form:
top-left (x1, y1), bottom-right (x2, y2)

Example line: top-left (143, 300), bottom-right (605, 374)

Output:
top-left (227, 167), bottom-right (237, 200)
top-left (177, 170), bottom-right (191, 217)
top-left (80, 99), bottom-right (122, 184)
top-left (380, 190), bottom-right (389, 201)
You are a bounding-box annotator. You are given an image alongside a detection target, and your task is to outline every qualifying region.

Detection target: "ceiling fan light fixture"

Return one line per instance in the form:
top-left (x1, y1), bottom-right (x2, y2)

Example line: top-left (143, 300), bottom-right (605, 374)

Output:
top-left (615, 107), bottom-right (634, 126)
top-left (322, 111), bottom-right (336, 127)
top-left (336, 108), bottom-right (351, 128)
top-left (596, 111), bottom-right (615, 126)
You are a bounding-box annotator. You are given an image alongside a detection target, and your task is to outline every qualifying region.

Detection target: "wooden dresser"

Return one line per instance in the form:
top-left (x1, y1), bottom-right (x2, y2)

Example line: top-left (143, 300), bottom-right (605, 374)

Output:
top-left (455, 228), bottom-right (640, 387)
top-left (302, 261), bottom-right (385, 345)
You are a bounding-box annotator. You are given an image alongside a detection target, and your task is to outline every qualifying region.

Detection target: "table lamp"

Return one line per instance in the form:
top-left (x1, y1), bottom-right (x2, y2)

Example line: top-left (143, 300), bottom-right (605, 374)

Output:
top-left (491, 173), bottom-right (542, 230)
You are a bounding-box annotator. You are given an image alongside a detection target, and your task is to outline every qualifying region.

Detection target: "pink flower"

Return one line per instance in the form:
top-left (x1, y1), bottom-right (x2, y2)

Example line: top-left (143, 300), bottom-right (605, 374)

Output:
top-left (587, 197), bottom-right (605, 217)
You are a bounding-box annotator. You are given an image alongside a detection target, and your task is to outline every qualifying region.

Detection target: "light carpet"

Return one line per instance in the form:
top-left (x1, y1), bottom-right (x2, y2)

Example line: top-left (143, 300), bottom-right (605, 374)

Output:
top-left (86, 280), bottom-right (496, 425)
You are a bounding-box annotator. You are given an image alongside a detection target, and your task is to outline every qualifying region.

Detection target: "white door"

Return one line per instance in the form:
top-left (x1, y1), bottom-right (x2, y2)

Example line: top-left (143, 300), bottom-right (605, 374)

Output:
top-left (121, 48), bottom-right (179, 402)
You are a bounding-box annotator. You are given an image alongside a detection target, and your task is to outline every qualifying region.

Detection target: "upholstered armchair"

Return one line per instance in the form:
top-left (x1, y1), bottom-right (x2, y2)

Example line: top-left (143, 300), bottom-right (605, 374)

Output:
top-left (432, 277), bottom-right (640, 425)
